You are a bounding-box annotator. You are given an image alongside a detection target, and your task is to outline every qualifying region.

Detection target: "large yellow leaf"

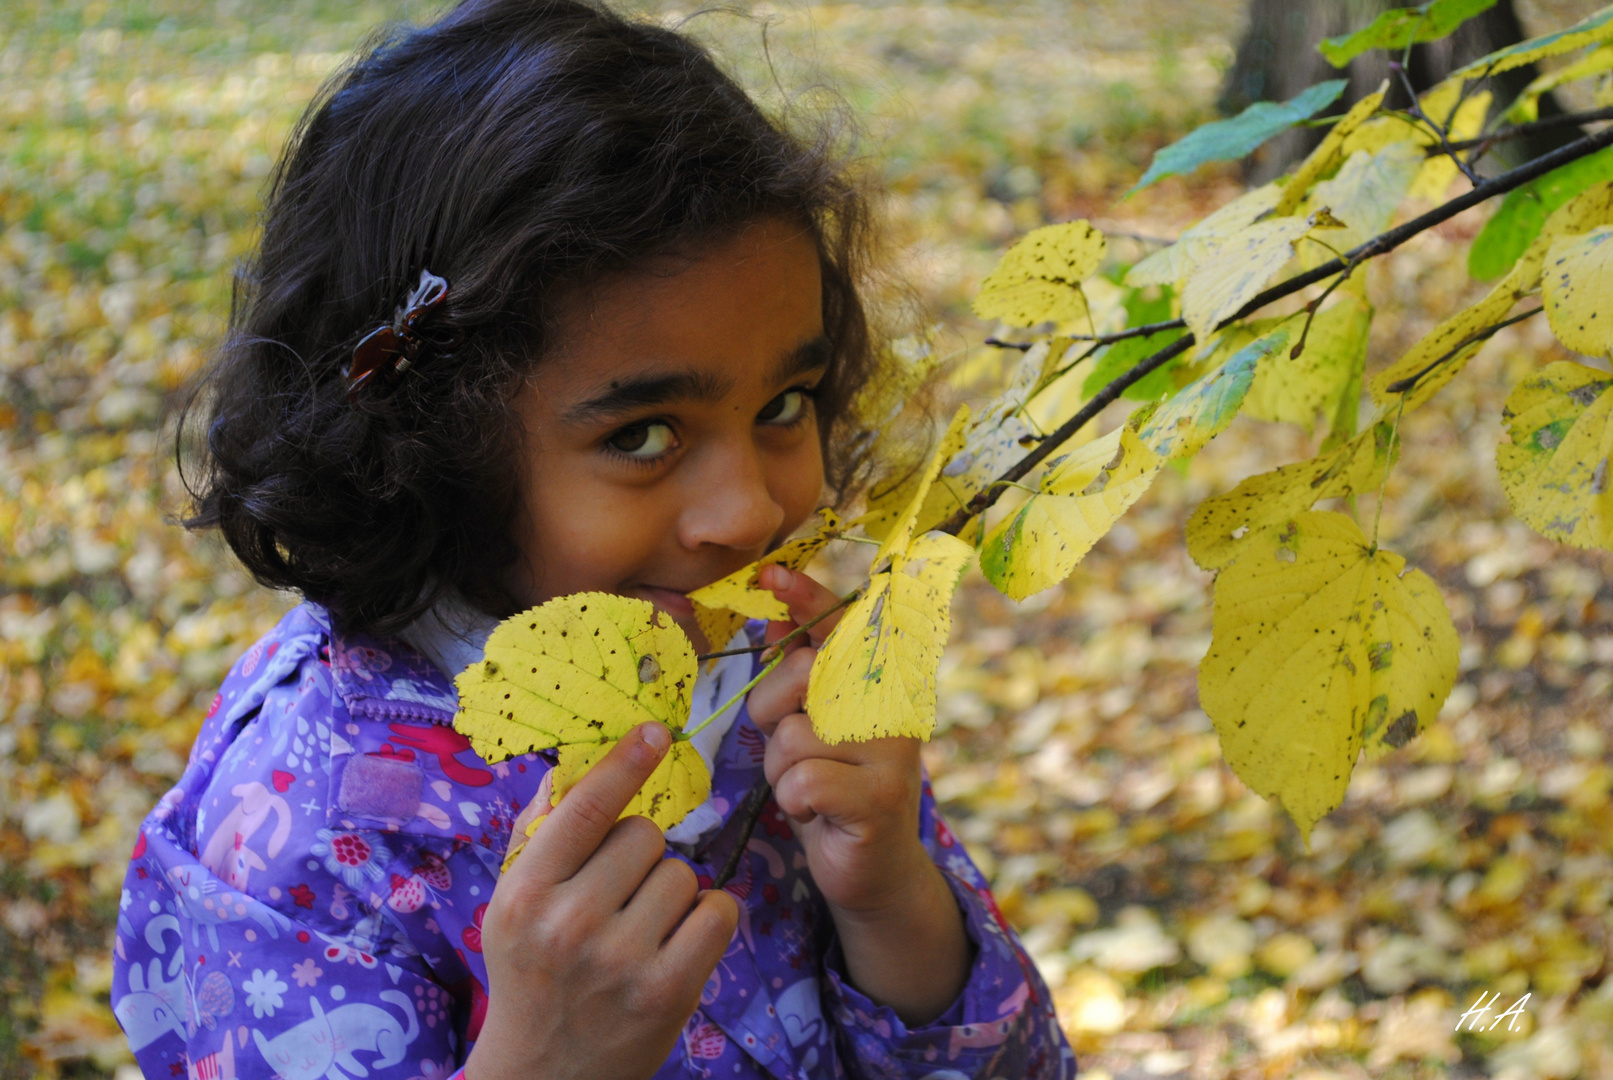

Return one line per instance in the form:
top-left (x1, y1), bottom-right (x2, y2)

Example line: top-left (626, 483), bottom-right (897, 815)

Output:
top-left (1181, 216), bottom-right (1336, 343)
top-left (805, 529), bottom-right (974, 743)
top-left (1498, 360), bottom-right (1613, 548)
top-left (1199, 511), bottom-right (1459, 843)
top-left (1138, 329), bottom-right (1287, 459)
top-left (1543, 226), bottom-right (1613, 357)
top-left (1127, 182), bottom-right (1283, 289)
top-left (1273, 83), bottom-right (1388, 218)
top-left (973, 221), bottom-right (1107, 332)
top-left (688, 509), bottom-right (844, 650)
top-left (1244, 294), bottom-right (1373, 431)
top-left (1185, 417), bottom-right (1398, 571)
top-left (453, 592), bottom-right (707, 830)
top-left (979, 426), bottom-right (1162, 600)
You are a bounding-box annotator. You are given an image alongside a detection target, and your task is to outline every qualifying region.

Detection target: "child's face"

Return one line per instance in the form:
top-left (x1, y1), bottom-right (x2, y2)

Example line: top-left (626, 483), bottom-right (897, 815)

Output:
top-left (509, 216), bottom-right (828, 651)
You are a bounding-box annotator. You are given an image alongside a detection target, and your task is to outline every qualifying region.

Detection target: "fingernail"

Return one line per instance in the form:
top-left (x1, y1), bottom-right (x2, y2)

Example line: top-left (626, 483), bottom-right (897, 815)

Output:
top-left (640, 723), bottom-right (671, 755)
top-left (769, 566), bottom-right (793, 590)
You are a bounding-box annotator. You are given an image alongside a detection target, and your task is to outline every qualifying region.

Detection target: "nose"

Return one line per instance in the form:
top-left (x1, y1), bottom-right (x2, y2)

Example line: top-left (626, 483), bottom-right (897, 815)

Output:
top-left (676, 435), bottom-right (786, 553)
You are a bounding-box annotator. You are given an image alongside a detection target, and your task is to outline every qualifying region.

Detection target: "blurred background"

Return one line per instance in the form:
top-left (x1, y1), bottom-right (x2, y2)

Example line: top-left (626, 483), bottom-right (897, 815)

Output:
top-left (2, 0), bottom-right (1611, 1077)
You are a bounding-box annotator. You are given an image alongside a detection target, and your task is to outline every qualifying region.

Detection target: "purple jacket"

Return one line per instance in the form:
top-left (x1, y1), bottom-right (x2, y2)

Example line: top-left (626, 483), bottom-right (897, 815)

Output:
top-left (112, 603), bottom-right (1075, 1080)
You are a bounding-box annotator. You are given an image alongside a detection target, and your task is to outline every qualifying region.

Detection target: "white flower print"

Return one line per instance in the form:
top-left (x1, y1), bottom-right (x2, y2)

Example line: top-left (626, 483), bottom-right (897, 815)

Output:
top-left (242, 968), bottom-right (288, 1018)
top-left (310, 828), bottom-right (393, 888)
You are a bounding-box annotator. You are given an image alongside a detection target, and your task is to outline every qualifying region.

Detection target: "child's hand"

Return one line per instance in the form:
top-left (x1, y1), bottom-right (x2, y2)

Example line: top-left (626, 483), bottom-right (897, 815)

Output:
top-left (465, 725), bottom-right (738, 1080)
top-left (747, 565), bottom-right (932, 914)
top-left (747, 566), bottom-right (972, 1024)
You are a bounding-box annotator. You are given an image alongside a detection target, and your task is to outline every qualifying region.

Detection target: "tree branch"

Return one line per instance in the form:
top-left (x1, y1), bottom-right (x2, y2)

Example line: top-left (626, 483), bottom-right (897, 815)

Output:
top-left (933, 124), bottom-right (1613, 538)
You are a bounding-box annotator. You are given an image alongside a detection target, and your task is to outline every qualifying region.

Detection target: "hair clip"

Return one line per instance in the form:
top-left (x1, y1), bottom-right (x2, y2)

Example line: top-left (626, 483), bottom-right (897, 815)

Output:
top-left (344, 269), bottom-right (450, 402)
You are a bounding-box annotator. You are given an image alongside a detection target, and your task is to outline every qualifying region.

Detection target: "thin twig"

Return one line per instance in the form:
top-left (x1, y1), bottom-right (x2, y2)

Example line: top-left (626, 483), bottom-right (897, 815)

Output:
top-left (931, 124), bottom-right (1613, 538)
top-left (1392, 60), bottom-right (1481, 186)
top-left (1443, 104), bottom-right (1613, 154)
top-left (711, 779), bottom-right (773, 889)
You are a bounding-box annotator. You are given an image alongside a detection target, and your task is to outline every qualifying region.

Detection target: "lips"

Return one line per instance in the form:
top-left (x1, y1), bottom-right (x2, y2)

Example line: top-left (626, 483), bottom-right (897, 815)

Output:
top-left (630, 585), bottom-right (698, 618)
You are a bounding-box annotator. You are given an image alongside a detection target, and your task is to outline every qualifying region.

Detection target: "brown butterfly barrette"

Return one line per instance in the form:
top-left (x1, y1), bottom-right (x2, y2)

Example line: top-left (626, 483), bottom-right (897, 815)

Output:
top-left (344, 269), bottom-right (451, 402)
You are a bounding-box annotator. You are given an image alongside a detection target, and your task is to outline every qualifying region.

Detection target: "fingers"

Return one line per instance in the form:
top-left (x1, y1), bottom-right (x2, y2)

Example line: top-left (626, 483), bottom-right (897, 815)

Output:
top-left (660, 887), bottom-right (738, 981)
top-left (568, 815), bottom-right (668, 913)
top-left (771, 735), bottom-right (919, 827)
top-left (761, 711), bottom-right (863, 785)
top-left (619, 856), bottom-right (702, 945)
top-left (757, 566), bottom-right (845, 646)
top-left (744, 648), bottom-right (817, 737)
top-left (516, 723), bottom-right (671, 886)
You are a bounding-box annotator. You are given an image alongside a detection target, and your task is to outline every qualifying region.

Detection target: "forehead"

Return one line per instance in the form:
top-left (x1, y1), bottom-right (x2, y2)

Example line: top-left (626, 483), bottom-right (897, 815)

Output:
top-left (539, 219), bottom-right (825, 398)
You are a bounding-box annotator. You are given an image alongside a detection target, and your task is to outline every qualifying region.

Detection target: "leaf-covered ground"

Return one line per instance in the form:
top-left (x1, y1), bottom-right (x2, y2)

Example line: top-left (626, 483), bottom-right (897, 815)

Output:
top-left (2, 1), bottom-right (1610, 1077)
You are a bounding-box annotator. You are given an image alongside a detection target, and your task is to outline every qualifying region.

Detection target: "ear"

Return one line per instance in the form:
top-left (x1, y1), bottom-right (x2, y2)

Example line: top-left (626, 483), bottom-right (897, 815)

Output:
top-left (309, 996), bottom-right (325, 1022)
top-left (253, 1028), bottom-right (272, 1059)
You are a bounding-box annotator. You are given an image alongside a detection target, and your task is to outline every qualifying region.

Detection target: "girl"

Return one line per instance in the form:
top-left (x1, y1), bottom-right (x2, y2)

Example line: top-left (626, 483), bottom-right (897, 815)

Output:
top-left (112, 2), bottom-right (1075, 1078)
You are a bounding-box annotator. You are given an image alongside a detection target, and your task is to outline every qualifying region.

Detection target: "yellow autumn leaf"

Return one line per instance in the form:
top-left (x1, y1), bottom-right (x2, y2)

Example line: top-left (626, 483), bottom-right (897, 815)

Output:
top-left (453, 591), bottom-right (707, 830)
top-left (1498, 360), bottom-right (1613, 548)
top-left (1453, 5), bottom-right (1613, 77)
top-left (1543, 226), bottom-right (1613, 357)
top-left (1127, 182), bottom-right (1283, 289)
top-left (1181, 215), bottom-right (1334, 344)
top-left (1138, 328), bottom-right (1287, 459)
top-left (1199, 511), bottom-right (1459, 843)
top-left (979, 426), bottom-right (1162, 600)
top-left (687, 509), bottom-right (844, 650)
top-left (805, 529), bottom-right (975, 743)
top-left (851, 331), bottom-right (943, 430)
top-left (1273, 82), bottom-right (1389, 218)
top-left (1368, 248), bottom-right (1543, 410)
top-left (973, 220), bottom-right (1107, 332)
top-left (1184, 417), bottom-right (1398, 571)
top-left (1301, 142), bottom-right (1424, 263)
top-left (1244, 293), bottom-right (1372, 431)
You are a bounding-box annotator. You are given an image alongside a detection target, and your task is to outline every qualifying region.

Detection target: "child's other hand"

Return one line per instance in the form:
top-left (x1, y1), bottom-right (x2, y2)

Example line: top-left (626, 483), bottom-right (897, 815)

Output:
top-left (465, 725), bottom-right (738, 1080)
top-left (746, 566), bottom-right (932, 918)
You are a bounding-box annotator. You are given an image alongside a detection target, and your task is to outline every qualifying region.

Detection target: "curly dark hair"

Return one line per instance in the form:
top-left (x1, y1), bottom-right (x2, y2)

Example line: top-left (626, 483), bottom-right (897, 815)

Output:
top-left (179, 0), bottom-right (878, 636)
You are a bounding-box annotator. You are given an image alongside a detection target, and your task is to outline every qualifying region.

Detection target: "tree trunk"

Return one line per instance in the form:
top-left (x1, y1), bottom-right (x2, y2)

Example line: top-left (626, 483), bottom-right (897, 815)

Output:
top-left (1220, 0), bottom-right (1581, 183)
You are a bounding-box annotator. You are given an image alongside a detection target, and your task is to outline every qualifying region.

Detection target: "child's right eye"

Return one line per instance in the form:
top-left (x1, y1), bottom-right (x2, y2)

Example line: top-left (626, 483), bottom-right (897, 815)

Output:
top-left (607, 420), bottom-right (676, 460)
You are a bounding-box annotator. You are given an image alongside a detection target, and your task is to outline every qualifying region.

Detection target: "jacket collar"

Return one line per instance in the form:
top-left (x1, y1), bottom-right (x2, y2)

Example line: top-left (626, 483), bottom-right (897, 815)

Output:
top-left (327, 615), bottom-right (461, 725)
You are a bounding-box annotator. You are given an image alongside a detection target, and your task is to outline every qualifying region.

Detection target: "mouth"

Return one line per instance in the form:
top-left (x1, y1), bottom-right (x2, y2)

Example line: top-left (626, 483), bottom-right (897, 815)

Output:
top-left (628, 584), bottom-right (698, 619)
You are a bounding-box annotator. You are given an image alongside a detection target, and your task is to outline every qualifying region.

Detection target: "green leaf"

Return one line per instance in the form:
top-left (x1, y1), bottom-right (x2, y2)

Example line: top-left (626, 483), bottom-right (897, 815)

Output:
top-left (1082, 286), bottom-right (1185, 401)
top-left (1128, 80), bottom-right (1347, 195)
top-left (1469, 145), bottom-right (1613, 281)
top-left (1319, 0), bottom-right (1498, 68)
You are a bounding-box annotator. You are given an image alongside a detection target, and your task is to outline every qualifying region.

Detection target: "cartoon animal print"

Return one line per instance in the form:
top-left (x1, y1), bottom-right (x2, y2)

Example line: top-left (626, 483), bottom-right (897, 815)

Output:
top-left (116, 956), bottom-right (189, 1051)
top-left (187, 1030), bottom-right (238, 1080)
top-left (252, 990), bottom-right (419, 1080)
top-left (166, 863), bottom-right (292, 952)
top-left (115, 914), bottom-right (189, 1051)
top-left (200, 782), bottom-right (293, 892)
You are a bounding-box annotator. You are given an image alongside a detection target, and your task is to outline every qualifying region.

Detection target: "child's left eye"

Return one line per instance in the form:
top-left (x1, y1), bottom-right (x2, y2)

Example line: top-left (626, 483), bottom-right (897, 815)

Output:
top-left (757, 388), bottom-right (813, 426)
top-left (607, 420), bottom-right (676, 459)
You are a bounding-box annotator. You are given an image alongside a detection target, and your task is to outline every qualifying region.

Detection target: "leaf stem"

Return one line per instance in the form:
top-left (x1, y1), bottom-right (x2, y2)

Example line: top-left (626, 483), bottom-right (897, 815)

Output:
top-left (679, 649), bottom-right (787, 741)
top-left (692, 588), bottom-right (862, 662)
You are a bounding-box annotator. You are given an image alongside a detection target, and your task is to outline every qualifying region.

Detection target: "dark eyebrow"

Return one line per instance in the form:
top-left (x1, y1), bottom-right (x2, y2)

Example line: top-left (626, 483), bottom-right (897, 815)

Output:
top-left (563, 368), bottom-right (733, 425)
top-left (769, 335), bottom-right (832, 385)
